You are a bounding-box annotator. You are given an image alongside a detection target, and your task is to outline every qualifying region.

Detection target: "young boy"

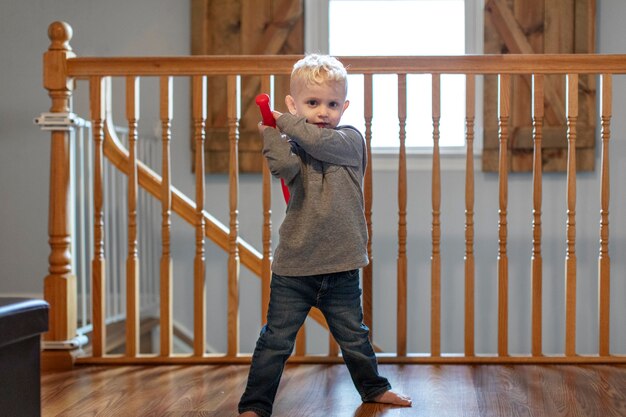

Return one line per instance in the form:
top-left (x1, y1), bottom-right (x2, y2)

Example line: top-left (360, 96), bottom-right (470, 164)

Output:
top-left (238, 54), bottom-right (412, 417)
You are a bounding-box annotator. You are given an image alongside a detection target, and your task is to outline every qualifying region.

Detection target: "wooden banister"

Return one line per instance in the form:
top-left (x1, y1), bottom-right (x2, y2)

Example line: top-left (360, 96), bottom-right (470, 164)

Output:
top-left (90, 75), bottom-right (106, 358)
top-left (464, 74), bottom-right (476, 357)
top-left (565, 73), bottom-right (579, 357)
top-left (102, 89), bottom-right (352, 353)
top-left (226, 75), bottom-right (241, 357)
top-left (431, 73), bottom-right (442, 357)
top-left (103, 120), bottom-right (263, 273)
top-left (497, 74), bottom-right (511, 357)
top-left (598, 74), bottom-right (612, 357)
top-left (125, 75), bottom-right (140, 357)
top-left (159, 76), bottom-right (174, 357)
top-left (531, 74), bottom-right (545, 357)
top-left (192, 75), bottom-right (207, 356)
top-left (43, 22), bottom-right (77, 347)
top-left (396, 74), bottom-right (407, 357)
top-left (66, 54), bottom-right (626, 77)
top-left (43, 21), bottom-right (626, 366)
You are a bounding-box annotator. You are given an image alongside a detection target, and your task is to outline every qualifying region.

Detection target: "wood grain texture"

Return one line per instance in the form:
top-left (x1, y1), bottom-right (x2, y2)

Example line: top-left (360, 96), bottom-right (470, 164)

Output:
top-left (42, 364), bottom-right (626, 417)
top-left (565, 73), bottom-right (579, 357)
top-left (227, 75), bottom-right (241, 357)
top-left (192, 0), bottom-right (304, 173)
top-left (43, 21), bottom-right (77, 344)
top-left (531, 74), bottom-right (544, 357)
top-left (484, 0), bottom-right (596, 172)
top-left (431, 73), bottom-right (441, 357)
top-left (464, 74), bottom-right (476, 357)
top-left (125, 76), bottom-right (140, 357)
top-left (90, 76), bottom-right (106, 357)
top-left (68, 54), bottom-right (626, 77)
top-left (396, 74), bottom-right (407, 357)
top-left (192, 75), bottom-right (207, 356)
top-left (497, 74), bottom-right (511, 357)
top-left (598, 74), bottom-right (612, 356)
top-left (159, 76), bottom-right (174, 357)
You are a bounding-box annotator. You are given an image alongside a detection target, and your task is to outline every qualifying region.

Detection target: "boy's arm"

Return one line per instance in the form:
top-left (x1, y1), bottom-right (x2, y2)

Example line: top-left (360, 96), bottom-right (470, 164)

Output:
top-left (276, 113), bottom-right (364, 167)
top-left (262, 126), bottom-right (301, 184)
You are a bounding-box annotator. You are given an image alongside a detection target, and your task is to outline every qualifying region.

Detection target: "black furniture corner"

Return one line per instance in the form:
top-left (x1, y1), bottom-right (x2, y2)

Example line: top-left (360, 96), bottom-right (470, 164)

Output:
top-left (0, 298), bottom-right (49, 417)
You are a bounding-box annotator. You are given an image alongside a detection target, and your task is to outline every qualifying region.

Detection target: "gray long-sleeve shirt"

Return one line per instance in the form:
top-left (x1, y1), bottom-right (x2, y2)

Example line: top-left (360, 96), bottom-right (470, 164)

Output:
top-left (263, 113), bottom-right (369, 276)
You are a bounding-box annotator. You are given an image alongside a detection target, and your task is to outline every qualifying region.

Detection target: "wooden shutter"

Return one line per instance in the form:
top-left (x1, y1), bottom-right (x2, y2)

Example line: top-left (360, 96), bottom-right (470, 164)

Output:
top-left (482, 0), bottom-right (596, 172)
top-left (191, 0), bottom-right (304, 173)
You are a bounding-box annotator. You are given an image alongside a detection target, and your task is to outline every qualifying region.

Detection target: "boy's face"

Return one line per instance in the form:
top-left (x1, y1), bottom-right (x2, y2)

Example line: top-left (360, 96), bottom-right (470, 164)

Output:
top-left (285, 79), bottom-right (350, 129)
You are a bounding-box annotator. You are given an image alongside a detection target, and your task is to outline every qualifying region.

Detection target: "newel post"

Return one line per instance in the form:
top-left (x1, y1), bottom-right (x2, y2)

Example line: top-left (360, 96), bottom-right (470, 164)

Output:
top-left (42, 21), bottom-right (78, 369)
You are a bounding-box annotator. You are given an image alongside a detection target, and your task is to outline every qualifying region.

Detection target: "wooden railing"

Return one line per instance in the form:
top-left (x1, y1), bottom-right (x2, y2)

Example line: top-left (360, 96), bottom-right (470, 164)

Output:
top-left (42, 21), bottom-right (626, 368)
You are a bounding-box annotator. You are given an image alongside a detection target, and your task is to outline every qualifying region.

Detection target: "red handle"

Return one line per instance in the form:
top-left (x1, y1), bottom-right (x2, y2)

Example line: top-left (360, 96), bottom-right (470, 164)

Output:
top-left (255, 94), bottom-right (290, 204)
top-left (255, 94), bottom-right (276, 128)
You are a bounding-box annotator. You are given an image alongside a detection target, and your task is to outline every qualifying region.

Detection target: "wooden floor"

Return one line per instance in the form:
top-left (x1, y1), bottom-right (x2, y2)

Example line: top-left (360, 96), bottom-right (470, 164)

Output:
top-left (42, 363), bottom-right (626, 417)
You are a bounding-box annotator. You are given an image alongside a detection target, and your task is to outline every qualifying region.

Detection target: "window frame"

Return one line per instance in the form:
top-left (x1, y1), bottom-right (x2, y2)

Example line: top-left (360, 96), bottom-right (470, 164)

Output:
top-left (304, 0), bottom-right (485, 170)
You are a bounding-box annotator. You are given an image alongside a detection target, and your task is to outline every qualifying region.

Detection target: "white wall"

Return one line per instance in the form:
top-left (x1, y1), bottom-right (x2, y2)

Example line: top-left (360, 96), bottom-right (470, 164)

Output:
top-left (2, 0), bottom-right (626, 356)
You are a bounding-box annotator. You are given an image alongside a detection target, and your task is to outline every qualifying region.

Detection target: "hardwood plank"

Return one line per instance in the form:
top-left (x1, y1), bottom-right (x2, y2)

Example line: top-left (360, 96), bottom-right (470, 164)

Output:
top-left (42, 367), bottom-right (132, 416)
top-left (42, 364), bottom-right (626, 417)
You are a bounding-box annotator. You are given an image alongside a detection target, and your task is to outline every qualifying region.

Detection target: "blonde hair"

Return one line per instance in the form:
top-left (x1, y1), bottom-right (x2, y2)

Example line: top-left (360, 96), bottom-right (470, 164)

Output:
top-left (290, 54), bottom-right (348, 95)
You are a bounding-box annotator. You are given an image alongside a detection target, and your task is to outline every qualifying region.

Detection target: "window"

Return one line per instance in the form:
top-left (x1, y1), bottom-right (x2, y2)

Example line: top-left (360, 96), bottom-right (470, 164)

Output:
top-left (305, 0), bottom-right (484, 150)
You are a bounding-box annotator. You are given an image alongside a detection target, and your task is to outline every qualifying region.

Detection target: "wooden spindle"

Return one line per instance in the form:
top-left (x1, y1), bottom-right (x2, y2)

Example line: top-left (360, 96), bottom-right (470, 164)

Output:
top-left (43, 21), bottom-right (77, 349)
top-left (90, 76), bottom-right (106, 357)
top-left (497, 74), bottom-right (510, 357)
top-left (363, 74), bottom-right (374, 338)
top-left (464, 74), bottom-right (476, 357)
top-left (227, 75), bottom-right (241, 357)
top-left (193, 75), bottom-right (207, 356)
top-left (260, 76), bottom-right (272, 323)
top-left (296, 326), bottom-right (307, 356)
top-left (397, 74), bottom-right (408, 357)
top-left (531, 74), bottom-right (544, 357)
top-left (125, 76), bottom-right (140, 357)
top-left (431, 73), bottom-right (441, 357)
top-left (599, 74), bottom-right (612, 357)
top-left (295, 326), bottom-right (306, 356)
top-left (160, 76), bottom-right (174, 357)
top-left (565, 73), bottom-right (578, 357)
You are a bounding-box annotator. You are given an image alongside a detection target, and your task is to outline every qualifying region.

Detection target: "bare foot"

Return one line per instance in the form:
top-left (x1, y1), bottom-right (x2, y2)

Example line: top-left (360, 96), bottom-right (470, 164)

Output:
top-left (239, 412), bottom-right (261, 417)
top-left (373, 390), bottom-right (412, 406)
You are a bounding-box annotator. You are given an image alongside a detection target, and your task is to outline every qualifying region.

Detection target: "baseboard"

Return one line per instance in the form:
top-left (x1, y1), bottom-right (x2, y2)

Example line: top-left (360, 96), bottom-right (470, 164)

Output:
top-left (41, 349), bottom-right (81, 372)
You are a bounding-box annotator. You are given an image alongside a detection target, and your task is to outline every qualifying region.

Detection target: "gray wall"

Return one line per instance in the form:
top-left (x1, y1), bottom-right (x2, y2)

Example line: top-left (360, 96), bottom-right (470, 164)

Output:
top-left (2, 0), bottom-right (626, 356)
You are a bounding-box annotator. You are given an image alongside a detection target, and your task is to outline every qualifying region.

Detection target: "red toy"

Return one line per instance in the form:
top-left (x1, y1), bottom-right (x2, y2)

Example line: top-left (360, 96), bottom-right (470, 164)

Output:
top-left (255, 94), bottom-right (290, 203)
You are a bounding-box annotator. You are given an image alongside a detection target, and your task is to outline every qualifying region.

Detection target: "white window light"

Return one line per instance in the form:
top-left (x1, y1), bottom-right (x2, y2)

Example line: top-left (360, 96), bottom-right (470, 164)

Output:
top-left (304, 0), bottom-right (484, 161)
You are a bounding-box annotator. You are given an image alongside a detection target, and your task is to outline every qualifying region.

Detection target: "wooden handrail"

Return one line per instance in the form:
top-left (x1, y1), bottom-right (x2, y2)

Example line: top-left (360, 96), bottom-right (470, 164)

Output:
top-left (66, 54), bottom-right (626, 77)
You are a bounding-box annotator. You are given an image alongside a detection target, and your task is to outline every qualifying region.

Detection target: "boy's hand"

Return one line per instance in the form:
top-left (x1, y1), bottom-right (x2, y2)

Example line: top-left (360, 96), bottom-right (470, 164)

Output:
top-left (258, 110), bottom-right (283, 135)
top-left (257, 121), bottom-right (271, 135)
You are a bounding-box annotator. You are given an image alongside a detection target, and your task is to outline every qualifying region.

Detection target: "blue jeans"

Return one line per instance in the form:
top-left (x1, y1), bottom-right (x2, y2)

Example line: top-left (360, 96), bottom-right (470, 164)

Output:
top-left (238, 270), bottom-right (391, 417)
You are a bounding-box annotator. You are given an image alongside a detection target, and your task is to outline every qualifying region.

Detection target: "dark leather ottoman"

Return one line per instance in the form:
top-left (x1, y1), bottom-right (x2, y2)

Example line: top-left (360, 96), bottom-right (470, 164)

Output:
top-left (0, 298), bottom-right (49, 417)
